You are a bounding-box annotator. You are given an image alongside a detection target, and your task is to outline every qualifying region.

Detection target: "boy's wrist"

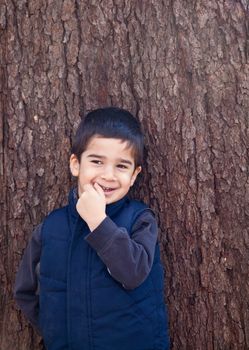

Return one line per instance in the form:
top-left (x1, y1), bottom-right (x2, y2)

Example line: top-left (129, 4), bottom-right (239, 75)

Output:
top-left (87, 214), bottom-right (107, 232)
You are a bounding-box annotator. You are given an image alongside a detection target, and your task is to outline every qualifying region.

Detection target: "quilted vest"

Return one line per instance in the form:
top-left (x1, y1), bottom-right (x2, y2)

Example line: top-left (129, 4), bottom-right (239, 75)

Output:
top-left (39, 189), bottom-right (169, 350)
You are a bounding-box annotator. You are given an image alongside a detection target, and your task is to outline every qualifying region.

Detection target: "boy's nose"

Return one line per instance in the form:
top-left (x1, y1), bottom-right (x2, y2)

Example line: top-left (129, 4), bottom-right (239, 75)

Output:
top-left (101, 166), bottom-right (116, 181)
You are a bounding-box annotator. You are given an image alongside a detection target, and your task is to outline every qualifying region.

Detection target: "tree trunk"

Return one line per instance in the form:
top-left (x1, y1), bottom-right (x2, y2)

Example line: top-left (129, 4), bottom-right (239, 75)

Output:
top-left (1, 1), bottom-right (249, 349)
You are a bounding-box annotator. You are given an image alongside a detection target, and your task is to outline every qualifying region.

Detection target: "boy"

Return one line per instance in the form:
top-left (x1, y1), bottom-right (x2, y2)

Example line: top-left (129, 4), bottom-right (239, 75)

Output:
top-left (14, 107), bottom-right (170, 350)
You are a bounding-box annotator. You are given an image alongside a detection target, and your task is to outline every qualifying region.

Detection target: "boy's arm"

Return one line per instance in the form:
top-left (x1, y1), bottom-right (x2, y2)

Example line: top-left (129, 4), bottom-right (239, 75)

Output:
top-left (85, 210), bottom-right (158, 289)
top-left (14, 224), bottom-right (42, 330)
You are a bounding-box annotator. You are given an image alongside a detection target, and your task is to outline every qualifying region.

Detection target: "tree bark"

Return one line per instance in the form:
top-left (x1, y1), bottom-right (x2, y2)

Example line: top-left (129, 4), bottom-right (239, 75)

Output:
top-left (1, 1), bottom-right (249, 349)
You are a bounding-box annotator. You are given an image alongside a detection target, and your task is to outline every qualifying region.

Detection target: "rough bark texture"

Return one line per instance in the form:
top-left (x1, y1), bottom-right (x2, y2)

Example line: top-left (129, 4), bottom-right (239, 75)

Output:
top-left (1, 1), bottom-right (249, 349)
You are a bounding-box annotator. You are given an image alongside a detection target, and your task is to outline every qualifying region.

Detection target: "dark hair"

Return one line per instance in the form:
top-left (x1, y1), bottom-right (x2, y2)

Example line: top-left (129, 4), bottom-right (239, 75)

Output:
top-left (71, 107), bottom-right (144, 167)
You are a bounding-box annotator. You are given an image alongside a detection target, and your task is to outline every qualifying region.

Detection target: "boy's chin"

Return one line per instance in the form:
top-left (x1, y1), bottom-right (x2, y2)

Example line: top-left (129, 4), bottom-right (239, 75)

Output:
top-left (105, 198), bottom-right (114, 205)
top-left (104, 193), bottom-right (117, 205)
top-left (105, 194), bottom-right (127, 205)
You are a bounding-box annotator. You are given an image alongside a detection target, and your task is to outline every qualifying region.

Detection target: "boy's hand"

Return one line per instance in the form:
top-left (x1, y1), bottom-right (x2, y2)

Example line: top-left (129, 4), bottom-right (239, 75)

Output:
top-left (76, 183), bottom-right (107, 231)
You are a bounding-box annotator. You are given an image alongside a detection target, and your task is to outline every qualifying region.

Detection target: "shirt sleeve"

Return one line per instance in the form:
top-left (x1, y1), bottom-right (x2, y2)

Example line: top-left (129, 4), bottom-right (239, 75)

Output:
top-left (13, 224), bottom-right (42, 330)
top-left (85, 209), bottom-right (158, 290)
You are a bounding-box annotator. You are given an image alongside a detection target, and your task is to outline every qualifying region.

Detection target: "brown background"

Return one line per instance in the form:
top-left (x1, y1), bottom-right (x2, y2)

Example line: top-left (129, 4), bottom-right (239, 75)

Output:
top-left (1, 1), bottom-right (249, 349)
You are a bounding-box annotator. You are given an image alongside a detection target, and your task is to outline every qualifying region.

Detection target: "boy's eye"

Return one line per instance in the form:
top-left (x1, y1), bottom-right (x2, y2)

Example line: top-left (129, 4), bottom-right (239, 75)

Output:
top-left (117, 164), bottom-right (128, 169)
top-left (91, 160), bottom-right (102, 165)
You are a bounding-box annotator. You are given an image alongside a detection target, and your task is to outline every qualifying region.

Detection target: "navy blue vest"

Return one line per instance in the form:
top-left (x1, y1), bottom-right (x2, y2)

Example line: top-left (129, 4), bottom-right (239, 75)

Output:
top-left (39, 190), bottom-right (169, 350)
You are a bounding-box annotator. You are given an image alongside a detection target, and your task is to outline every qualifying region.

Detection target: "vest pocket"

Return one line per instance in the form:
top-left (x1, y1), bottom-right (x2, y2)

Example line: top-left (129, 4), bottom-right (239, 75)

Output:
top-left (91, 278), bottom-right (156, 349)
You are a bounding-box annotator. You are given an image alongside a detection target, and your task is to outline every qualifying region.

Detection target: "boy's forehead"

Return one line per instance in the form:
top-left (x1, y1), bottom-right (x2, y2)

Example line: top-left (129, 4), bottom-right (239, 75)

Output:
top-left (85, 136), bottom-right (135, 159)
top-left (86, 135), bottom-right (129, 148)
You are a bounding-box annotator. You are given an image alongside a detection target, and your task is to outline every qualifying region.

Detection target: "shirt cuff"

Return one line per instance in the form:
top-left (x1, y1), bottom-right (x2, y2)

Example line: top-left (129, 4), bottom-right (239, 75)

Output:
top-left (84, 216), bottom-right (118, 252)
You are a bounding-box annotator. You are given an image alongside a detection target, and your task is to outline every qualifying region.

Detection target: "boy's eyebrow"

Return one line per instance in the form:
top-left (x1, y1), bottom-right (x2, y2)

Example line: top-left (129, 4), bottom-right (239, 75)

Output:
top-left (118, 158), bottom-right (133, 165)
top-left (87, 154), bottom-right (104, 159)
top-left (87, 154), bottom-right (133, 165)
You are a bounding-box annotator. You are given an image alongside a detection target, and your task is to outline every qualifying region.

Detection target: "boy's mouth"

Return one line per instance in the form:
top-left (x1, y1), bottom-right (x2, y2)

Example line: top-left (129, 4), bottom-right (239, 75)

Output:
top-left (98, 184), bottom-right (117, 193)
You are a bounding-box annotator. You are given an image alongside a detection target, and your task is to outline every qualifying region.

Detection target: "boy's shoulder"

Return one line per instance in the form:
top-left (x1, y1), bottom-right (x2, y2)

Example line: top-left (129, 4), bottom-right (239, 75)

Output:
top-left (126, 197), bottom-right (156, 212)
top-left (40, 205), bottom-right (70, 242)
top-left (45, 205), bottom-right (68, 220)
top-left (123, 197), bottom-right (155, 222)
top-left (41, 205), bottom-right (70, 232)
top-left (114, 197), bottom-right (156, 234)
top-left (125, 197), bottom-right (148, 209)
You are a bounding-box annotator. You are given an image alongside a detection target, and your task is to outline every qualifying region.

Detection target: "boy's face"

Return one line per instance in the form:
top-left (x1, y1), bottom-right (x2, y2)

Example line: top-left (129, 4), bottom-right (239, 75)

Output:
top-left (70, 136), bottom-right (141, 204)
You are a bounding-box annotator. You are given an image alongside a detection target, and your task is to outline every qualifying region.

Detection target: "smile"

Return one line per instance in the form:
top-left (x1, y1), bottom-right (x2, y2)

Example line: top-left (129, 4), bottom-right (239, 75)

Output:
top-left (99, 185), bottom-right (117, 192)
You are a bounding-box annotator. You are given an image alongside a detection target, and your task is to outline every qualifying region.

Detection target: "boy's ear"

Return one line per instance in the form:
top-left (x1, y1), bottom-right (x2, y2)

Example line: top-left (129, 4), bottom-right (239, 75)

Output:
top-left (131, 166), bottom-right (142, 186)
top-left (70, 154), bottom-right (80, 177)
